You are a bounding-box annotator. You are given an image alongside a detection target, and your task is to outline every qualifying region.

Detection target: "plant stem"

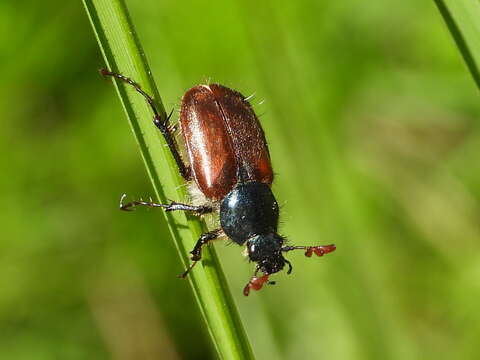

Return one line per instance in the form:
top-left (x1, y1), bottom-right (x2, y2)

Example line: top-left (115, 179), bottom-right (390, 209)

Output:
top-left (82, 1), bottom-right (255, 358)
top-left (434, 0), bottom-right (480, 90)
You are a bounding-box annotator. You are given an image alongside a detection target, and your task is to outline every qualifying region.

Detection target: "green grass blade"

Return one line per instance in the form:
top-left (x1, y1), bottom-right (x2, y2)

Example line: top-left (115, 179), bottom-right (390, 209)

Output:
top-left (82, 1), bottom-right (255, 359)
top-left (435, 0), bottom-right (480, 89)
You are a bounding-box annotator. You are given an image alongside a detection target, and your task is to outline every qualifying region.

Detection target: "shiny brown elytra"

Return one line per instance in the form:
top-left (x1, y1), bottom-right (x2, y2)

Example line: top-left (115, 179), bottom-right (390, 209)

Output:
top-left (101, 69), bottom-right (336, 296)
top-left (181, 84), bottom-right (274, 200)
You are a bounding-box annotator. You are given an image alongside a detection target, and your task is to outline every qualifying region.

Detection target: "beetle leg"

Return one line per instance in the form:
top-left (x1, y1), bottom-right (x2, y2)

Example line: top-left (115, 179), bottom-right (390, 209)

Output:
top-left (168, 122), bottom-right (179, 134)
top-left (281, 244), bottom-right (336, 257)
top-left (178, 229), bottom-right (222, 278)
top-left (100, 69), bottom-right (191, 180)
top-left (284, 258), bottom-right (293, 274)
top-left (119, 194), bottom-right (213, 215)
top-left (153, 111), bottom-right (191, 180)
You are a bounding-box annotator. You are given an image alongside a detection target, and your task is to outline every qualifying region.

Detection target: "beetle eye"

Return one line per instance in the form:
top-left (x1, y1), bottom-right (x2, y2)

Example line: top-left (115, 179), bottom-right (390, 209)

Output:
top-left (247, 242), bottom-right (260, 260)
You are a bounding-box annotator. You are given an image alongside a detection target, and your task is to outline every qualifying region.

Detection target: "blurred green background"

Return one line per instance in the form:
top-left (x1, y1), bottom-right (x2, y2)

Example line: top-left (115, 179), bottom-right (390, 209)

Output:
top-left (1, 0), bottom-right (479, 359)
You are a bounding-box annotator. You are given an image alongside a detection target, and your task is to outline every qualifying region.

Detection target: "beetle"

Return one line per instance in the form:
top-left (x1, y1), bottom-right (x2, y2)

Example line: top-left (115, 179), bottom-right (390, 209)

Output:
top-left (101, 69), bottom-right (336, 296)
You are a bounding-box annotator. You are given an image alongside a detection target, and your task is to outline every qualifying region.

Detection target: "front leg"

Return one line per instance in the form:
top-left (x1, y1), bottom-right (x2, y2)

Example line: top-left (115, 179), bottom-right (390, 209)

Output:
top-left (179, 229), bottom-right (222, 278)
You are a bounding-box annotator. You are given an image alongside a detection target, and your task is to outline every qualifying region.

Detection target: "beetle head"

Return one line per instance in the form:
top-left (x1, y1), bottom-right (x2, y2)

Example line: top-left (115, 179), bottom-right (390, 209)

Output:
top-left (247, 233), bottom-right (287, 274)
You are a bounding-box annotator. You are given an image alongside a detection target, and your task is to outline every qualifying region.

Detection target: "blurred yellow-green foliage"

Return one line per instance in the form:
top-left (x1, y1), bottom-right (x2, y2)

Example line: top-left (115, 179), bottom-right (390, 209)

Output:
top-left (1, 1), bottom-right (480, 359)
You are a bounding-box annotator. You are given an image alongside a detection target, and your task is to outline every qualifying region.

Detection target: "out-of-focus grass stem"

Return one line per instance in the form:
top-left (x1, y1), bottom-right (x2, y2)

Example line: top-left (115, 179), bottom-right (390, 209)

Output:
top-left (435, 0), bottom-right (480, 90)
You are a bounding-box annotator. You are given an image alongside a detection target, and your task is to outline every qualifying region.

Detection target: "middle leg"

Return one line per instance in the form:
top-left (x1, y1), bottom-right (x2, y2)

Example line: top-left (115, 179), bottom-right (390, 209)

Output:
top-left (119, 194), bottom-right (213, 215)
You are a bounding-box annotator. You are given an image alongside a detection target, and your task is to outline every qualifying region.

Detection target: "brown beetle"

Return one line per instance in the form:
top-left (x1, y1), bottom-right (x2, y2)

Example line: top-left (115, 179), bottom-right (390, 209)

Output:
top-left (101, 70), bottom-right (336, 295)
